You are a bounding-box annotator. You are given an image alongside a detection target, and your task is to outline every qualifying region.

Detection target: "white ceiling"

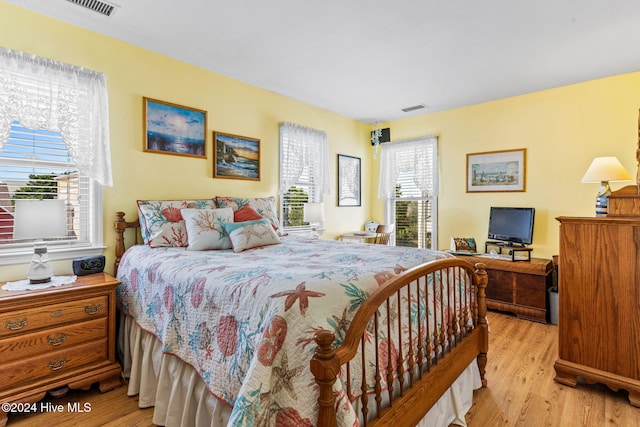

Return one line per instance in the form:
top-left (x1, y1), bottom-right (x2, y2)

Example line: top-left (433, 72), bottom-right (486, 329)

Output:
top-left (5, 0), bottom-right (640, 123)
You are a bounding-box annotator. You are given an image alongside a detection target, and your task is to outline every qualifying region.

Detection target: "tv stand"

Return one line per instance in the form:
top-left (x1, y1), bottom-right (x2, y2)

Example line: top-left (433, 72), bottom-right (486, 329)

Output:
top-left (485, 241), bottom-right (532, 261)
top-left (456, 255), bottom-right (553, 322)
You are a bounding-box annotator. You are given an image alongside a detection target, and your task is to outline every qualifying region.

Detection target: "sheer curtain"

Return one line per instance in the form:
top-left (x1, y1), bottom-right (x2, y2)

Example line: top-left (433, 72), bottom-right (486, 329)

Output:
top-left (279, 122), bottom-right (330, 201)
top-left (378, 135), bottom-right (438, 198)
top-left (0, 47), bottom-right (112, 186)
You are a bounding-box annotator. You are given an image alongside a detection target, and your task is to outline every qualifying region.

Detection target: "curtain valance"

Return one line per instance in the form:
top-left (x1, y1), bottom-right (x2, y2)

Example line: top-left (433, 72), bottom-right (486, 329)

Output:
top-left (0, 47), bottom-right (112, 186)
top-left (378, 135), bottom-right (438, 198)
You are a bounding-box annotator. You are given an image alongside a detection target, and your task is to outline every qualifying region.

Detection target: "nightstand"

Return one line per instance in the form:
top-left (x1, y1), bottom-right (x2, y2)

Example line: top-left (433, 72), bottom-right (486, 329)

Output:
top-left (0, 273), bottom-right (123, 426)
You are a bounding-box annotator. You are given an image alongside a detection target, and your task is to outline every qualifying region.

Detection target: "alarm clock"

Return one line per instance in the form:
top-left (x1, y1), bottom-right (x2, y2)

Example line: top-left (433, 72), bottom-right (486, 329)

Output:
top-left (72, 255), bottom-right (105, 276)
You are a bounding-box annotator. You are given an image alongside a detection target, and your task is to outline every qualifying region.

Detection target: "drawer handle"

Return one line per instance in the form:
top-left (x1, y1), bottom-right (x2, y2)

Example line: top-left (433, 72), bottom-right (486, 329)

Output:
top-left (48, 358), bottom-right (67, 371)
top-left (47, 333), bottom-right (68, 346)
top-left (84, 304), bottom-right (102, 315)
top-left (51, 309), bottom-right (65, 317)
top-left (6, 318), bottom-right (27, 330)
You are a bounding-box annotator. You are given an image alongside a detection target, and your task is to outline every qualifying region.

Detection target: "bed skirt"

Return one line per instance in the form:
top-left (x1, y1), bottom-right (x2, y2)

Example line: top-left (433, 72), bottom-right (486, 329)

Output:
top-left (118, 313), bottom-right (481, 427)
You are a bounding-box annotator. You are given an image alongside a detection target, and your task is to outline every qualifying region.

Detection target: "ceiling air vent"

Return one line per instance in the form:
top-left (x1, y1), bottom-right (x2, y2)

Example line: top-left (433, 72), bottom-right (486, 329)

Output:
top-left (65, 0), bottom-right (119, 17)
top-left (401, 104), bottom-right (427, 113)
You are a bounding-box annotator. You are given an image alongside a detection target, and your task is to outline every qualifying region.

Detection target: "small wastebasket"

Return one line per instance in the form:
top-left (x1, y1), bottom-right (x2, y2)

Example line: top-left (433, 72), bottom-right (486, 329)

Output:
top-left (548, 288), bottom-right (558, 325)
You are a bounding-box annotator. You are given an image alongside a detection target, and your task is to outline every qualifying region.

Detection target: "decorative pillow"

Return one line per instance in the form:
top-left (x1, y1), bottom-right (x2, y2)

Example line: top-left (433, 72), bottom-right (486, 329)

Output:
top-left (215, 196), bottom-right (280, 232)
top-left (181, 207), bottom-right (234, 251)
top-left (223, 218), bottom-right (281, 253)
top-left (137, 199), bottom-right (216, 247)
top-left (234, 204), bottom-right (264, 222)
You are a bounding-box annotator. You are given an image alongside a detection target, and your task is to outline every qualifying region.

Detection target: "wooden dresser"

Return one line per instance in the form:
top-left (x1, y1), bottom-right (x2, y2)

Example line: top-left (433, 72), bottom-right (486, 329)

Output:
top-left (0, 273), bottom-right (123, 426)
top-left (461, 255), bottom-right (553, 323)
top-left (554, 215), bottom-right (640, 406)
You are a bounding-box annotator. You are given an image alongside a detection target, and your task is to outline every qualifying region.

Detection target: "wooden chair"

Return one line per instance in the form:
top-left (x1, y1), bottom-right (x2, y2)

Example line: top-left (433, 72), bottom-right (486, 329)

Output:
top-left (374, 224), bottom-right (394, 245)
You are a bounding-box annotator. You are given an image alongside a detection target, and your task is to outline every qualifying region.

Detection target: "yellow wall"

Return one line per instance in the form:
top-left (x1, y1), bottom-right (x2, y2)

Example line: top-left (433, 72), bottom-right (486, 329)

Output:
top-left (0, 2), bottom-right (372, 280)
top-left (377, 73), bottom-right (640, 259)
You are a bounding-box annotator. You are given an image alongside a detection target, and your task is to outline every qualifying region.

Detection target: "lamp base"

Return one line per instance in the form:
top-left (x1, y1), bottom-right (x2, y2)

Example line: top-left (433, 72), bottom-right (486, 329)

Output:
top-left (29, 277), bottom-right (52, 284)
top-left (595, 181), bottom-right (612, 217)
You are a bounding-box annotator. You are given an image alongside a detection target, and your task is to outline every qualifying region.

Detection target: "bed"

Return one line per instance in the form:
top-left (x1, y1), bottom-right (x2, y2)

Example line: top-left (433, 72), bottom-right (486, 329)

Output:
top-left (114, 199), bottom-right (488, 427)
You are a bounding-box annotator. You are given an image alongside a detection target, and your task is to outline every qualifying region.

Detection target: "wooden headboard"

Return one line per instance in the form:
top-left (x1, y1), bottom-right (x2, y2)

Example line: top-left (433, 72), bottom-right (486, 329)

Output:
top-left (114, 211), bottom-right (140, 274)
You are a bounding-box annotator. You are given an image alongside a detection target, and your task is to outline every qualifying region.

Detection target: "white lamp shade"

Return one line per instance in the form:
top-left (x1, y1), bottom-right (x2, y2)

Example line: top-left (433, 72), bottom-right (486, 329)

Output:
top-left (13, 199), bottom-right (68, 240)
top-left (303, 202), bottom-right (325, 223)
top-left (581, 157), bottom-right (632, 183)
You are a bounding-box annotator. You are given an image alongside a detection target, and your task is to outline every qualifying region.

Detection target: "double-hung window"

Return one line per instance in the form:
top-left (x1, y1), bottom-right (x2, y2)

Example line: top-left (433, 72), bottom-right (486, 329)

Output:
top-left (0, 48), bottom-right (112, 265)
top-left (378, 136), bottom-right (438, 249)
top-left (279, 122), bottom-right (329, 232)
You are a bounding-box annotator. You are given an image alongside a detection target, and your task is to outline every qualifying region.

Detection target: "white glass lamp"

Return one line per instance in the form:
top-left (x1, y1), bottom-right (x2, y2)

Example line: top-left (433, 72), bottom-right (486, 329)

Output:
top-left (581, 156), bottom-right (632, 216)
top-left (303, 202), bottom-right (325, 239)
top-left (13, 199), bottom-right (68, 284)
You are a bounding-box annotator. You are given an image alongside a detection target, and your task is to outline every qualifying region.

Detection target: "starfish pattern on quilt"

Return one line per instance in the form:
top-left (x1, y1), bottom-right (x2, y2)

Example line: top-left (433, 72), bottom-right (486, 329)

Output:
top-left (270, 281), bottom-right (325, 315)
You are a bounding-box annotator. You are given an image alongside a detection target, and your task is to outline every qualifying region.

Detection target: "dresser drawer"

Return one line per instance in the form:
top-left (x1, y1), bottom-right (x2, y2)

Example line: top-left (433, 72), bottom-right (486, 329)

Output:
top-left (0, 338), bottom-right (108, 389)
top-left (0, 317), bottom-right (107, 363)
top-left (0, 295), bottom-right (108, 338)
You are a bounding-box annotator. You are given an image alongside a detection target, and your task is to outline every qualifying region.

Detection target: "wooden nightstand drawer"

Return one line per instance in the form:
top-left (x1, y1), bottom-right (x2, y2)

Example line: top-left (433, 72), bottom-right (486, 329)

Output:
top-left (0, 338), bottom-right (108, 390)
top-left (0, 295), bottom-right (108, 338)
top-left (0, 317), bottom-right (107, 363)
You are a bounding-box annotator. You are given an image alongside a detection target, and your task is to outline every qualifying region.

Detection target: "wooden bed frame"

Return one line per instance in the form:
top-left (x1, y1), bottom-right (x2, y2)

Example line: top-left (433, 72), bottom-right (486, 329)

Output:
top-left (115, 211), bottom-right (489, 427)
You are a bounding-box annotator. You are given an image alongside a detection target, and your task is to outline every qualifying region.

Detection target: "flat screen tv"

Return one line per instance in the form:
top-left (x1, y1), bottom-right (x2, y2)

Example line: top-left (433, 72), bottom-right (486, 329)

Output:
top-left (488, 207), bottom-right (535, 246)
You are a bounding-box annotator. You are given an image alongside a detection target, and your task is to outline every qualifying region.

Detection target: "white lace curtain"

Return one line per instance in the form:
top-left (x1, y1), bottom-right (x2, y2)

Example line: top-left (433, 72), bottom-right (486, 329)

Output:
top-left (0, 47), bottom-right (112, 186)
top-left (378, 135), bottom-right (438, 198)
top-left (279, 122), bottom-right (330, 201)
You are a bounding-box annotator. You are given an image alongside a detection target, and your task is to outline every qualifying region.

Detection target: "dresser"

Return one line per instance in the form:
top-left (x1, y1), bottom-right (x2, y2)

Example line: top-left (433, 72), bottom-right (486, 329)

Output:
top-left (460, 255), bottom-right (553, 322)
top-left (0, 273), bottom-right (123, 426)
top-left (554, 215), bottom-right (640, 406)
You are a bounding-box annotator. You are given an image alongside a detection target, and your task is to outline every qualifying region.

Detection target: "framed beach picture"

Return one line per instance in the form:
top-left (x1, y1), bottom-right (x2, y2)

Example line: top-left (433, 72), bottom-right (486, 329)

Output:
top-left (213, 131), bottom-right (260, 180)
top-left (466, 148), bottom-right (526, 192)
top-left (143, 97), bottom-right (207, 158)
top-left (338, 154), bottom-right (361, 206)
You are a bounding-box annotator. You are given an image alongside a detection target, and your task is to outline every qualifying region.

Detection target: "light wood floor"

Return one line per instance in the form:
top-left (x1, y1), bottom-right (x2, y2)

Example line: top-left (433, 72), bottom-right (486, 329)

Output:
top-left (6, 311), bottom-right (640, 426)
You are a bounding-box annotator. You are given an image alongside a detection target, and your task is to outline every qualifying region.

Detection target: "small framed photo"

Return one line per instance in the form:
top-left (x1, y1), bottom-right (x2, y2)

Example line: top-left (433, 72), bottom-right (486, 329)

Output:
top-left (466, 148), bottom-right (526, 192)
top-left (338, 154), bottom-right (361, 206)
top-left (143, 97), bottom-right (207, 158)
top-left (213, 131), bottom-right (260, 180)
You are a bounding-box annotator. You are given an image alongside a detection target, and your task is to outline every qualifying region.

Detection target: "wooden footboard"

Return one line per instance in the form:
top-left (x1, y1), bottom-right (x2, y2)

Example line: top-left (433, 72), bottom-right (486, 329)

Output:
top-left (311, 258), bottom-right (488, 427)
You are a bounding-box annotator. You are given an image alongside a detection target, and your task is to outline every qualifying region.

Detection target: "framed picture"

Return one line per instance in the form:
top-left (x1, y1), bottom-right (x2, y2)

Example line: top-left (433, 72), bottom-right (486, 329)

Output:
top-left (213, 131), bottom-right (260, 180)
top-left (338, 154), bottom-right (361, 206)
top-left (467, 148), bottom-right (526, 192)
top-left (143, 97), bottom-right (207, 158)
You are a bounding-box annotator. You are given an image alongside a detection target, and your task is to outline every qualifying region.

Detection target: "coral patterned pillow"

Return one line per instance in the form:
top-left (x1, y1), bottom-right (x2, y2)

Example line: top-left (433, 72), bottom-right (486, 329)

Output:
top-left (215, 196), bottom-right (280, 232)
top-left (137, 199), bottom-right (216, 247)
top-left (223, 218), bottom-right (281, 253)
top-left (181, 207), bottom-right (234, 251)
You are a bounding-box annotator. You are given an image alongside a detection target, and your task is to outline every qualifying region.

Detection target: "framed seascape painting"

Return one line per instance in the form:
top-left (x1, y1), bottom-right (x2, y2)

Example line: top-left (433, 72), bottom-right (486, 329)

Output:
top-left (466, 148), bottom-right (526, 192)
top-left (338, 154), bottom-right (361, 206)
top-left (213, 131), bottom-right (260, 180)
top-left (143, 97), bottom-right (207, 158)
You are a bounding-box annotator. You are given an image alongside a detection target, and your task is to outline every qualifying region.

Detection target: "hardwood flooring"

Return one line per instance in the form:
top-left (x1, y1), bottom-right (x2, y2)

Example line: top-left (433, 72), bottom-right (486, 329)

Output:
top-left (5, 311), bottom-right (640, 426)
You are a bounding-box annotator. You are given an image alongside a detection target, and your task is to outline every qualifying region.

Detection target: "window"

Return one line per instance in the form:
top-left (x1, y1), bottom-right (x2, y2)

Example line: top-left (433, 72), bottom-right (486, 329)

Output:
top-left (0, 122), bottom-right (103, 264)
top-left (0, 48), bottom-right (111, 265)
top-left (379, 136), bottom-right (438, 249)
top-left (279, 122), bottom-right (329, 232)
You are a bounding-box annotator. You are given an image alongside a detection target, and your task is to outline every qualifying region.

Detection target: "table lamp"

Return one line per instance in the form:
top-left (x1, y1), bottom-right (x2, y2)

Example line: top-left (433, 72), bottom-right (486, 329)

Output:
top-left (581, 156), bottom-right (632, 216)
top-left (13, 199), bottom-right (68, 284)
top-left (303, 202), bottom-right (325, 239)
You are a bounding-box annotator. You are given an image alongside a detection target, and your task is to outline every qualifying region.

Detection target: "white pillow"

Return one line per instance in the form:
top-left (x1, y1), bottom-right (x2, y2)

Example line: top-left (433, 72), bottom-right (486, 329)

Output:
top-left (181, 207), bottom-right (234, 250)
top-left (224, 218), bottom-right (281, 253)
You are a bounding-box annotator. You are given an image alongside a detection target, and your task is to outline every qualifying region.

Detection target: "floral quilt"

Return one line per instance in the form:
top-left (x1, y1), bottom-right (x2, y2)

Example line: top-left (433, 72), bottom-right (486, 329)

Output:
top-left (116, 235), bottom-right (454, 426)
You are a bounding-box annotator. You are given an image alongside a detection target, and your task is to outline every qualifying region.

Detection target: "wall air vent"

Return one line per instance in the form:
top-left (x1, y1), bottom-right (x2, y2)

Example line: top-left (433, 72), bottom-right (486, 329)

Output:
top-left (401, 104), bottom-right (427, 113)
top-left (65, 0), bottom-right (119, 17)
